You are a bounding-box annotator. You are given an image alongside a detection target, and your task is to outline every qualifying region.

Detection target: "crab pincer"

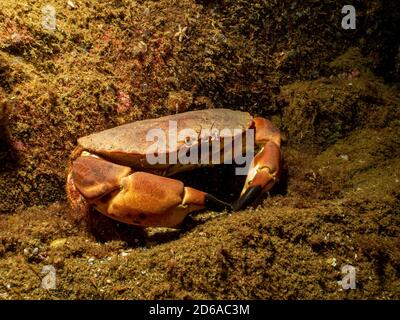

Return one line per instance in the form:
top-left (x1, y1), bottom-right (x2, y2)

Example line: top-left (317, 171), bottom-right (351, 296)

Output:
top-left (233, 118), bottom-right (282, 211)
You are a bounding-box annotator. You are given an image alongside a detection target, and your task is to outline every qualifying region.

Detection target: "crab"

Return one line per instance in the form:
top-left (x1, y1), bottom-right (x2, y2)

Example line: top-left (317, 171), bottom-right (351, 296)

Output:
top-left (66, 109), bottom-right (282, 228)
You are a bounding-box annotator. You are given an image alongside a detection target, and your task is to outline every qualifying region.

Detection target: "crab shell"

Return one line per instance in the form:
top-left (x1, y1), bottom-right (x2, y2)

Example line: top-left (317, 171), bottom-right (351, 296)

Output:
top-left (77, 109), bottom-right (253, 172)
top-left (67, 109), bottom-right (282, 228)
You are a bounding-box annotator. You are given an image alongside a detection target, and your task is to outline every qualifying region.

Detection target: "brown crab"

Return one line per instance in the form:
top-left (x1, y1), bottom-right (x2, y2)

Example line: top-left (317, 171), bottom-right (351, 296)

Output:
top-left (66, 109), bottom-right (282, 228)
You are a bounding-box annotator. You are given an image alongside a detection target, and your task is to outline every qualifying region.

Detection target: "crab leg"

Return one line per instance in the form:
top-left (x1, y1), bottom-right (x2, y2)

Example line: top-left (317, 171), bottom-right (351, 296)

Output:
top-left (68, 155), bottom-right (231, 228)
top-left (233, 117), bottom-right (282, 211)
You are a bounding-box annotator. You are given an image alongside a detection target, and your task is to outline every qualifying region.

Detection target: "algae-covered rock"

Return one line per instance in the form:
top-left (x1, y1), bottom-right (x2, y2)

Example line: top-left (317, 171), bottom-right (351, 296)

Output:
top-left (0, 0), bottom-right (399, 301)
top-left (0, 0), bottom-right (398, 214)
top-left (281, 48), bottom-right (400, 147)
top-left (0, 87), bottom-right (10, 163)
top-left (0, 91), bottom-right (6, 128)
top-left (360, 0), bottom-right (400, 81)
top-left (0, 0), bottom-right (358, 212)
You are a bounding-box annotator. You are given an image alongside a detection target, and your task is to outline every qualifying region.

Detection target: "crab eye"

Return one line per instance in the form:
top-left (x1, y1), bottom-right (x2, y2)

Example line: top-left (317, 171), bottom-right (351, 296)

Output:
top-left (184, 136), bottom-right (192, 146)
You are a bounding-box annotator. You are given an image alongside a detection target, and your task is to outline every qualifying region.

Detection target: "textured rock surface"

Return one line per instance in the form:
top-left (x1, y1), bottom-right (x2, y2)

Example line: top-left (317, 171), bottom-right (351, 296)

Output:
top-left (0, 0), bottom-right (399, 299)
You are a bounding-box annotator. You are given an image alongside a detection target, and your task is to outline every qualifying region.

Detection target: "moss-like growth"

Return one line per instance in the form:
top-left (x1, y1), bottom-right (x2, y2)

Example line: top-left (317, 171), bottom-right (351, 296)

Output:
top-left (0, 0), bottom-right (397, 212)
top-left (281, 48), bottom-right (400, 147)
top-left (0, 0), bottom-right (399, 300)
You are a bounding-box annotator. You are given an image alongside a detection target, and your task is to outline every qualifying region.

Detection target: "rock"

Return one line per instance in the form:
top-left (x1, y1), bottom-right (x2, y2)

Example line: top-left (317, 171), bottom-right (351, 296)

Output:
top-left (50, 238), bottom-right (67, 249)
top-left (326, 257), bottom-right (337, 267)
top-left (166, 90), bottom-right (193, 114)
top-left (67, 1), bottom-right (77, 10)
top-left (0, 96), bottom-right (8, 137)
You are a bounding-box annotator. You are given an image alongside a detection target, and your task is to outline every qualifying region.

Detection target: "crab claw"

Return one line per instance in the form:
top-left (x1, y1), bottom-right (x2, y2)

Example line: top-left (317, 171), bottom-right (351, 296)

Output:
top-left (233, 185), bottom-right (263, 211)
top-left (183, 186), bottom-right (232, 212)
top-left (233, 118), bottom-right (282, 211)
top-left (68, 155), bottom-right (231, 228)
